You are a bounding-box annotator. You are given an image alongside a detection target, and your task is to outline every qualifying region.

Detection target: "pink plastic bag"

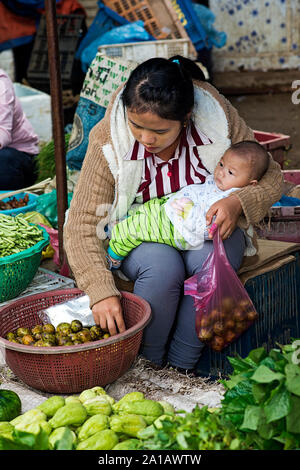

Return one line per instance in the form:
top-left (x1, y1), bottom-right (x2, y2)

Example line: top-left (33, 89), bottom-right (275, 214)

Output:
top-left (184, 224), bottom-right (258, 351)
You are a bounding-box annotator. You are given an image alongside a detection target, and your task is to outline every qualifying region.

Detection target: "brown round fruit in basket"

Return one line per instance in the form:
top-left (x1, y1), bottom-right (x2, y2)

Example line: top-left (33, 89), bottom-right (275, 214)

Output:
top-left (198, 327), bottom-right (214, 342)
top-left (6, 332), bottom-right (16, 341)
top-left (56, 335), bottom-right (72, 346)
top-left (210, 335), bottom-right (225, 352)
top-left (31, 325), bottom-right (43, 336)
top-left (34, 339), bottom-right (47, 347)
top-left (70, 320), bottom-right (83, 333)
top-left (89, 325), bottom-right (103, 340)
top-left (77, 329), bottom-right (92, 343)
top-left (56, 323), bottom-right (72, 336)
top-left (22, 334), bottom-right (35, 345)
top-left (41, 332), bottom-right (56, 345)
top-left (42, 323), bottom-right (56, 335)
top-left (68, 332), bottom-right (79, 342)
top-left (16, 327), bottom-right (31, 337)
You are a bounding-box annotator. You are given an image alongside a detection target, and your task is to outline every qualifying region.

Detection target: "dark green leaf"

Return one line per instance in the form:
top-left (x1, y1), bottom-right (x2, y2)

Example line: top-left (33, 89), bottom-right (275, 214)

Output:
top-left (252, 382), bottom-right (271, 404)
top-left (246, 347), bottom-right (267, 364)
top-left (286, 395), bottom-right (300, 434)
top-left (257, 416), bottom-right (276, 440)
top-left (240, 405), bottom-right (262, 431)
top-left (264, 385), bottom-right (291, 423)
top-left (285, 363), bottom-right (300, 396)
top-left (259, 356), bottom-right (277, 370)
top-left (222, 379), bottom-right (253, 403)
top-left (0, 427), bottom-right (49, 450)
top-left (251, 365), bottom-right (284, 383)
top-left (227, 355), bottom-right (256, 374)
top-left (223, 372), bottom-right (250, 390)
top-left (273, 431), bottom-right (300, 450)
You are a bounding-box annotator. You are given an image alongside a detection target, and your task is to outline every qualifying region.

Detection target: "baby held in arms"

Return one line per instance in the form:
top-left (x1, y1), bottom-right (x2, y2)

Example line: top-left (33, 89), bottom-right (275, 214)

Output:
top-left (107, 140), bottom-right (270, 268)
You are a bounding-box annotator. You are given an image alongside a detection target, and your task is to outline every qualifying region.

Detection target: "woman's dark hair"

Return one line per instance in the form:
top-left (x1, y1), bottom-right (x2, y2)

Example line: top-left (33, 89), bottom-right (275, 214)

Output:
top-left (122, 55), bottom-right (206, 123)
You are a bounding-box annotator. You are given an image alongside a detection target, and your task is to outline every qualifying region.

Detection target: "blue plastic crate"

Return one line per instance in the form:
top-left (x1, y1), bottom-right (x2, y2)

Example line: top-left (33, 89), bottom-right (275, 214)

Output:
top-left (75, 0), bottom-right (129, 60)
top-left (0, 192), bottom-right (38, 216)
top-left (196, 252), bottom-right (300, 379)
top-left (171, 0), bottom-right (209, 51)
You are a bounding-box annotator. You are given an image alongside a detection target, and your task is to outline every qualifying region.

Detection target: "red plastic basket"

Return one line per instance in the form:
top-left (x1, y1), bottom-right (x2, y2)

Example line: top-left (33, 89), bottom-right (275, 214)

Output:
top-left (0, 289), bottom-right (151, 394)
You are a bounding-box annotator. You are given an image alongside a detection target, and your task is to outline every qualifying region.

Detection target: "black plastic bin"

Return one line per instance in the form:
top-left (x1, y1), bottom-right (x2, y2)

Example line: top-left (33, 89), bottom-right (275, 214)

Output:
top-left (27, 14), bottom-right (86, 94)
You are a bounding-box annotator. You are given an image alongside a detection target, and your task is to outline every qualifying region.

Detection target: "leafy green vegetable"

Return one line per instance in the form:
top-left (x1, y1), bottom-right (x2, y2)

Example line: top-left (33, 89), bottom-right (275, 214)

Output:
top-left (36, 134), bottom-right (70, 183)
top-left (138, 406), bottom-right (248, 451)
top-left (221, 341), bottom-right (300, 450)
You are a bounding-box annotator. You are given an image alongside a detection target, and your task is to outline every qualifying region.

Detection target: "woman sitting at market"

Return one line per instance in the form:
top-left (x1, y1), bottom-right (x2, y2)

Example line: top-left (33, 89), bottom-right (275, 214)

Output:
top-left (0, 68), bottom-right (39, 190)
top-left (64, 56), bottom-right (283, 375)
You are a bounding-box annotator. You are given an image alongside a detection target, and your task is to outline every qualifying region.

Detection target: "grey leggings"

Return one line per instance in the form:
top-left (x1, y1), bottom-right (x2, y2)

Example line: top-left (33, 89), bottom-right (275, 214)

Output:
top-left (121, 227), bottom-right (246, 369)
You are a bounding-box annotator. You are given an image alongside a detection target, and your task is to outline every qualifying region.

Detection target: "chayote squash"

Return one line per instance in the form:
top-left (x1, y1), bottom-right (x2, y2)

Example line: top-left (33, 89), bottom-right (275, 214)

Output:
top-left (83, 397), bottom-right (112, 416)
top-left (79, 387), bottom-right (115, 406)
top-left (0, 390), bottom-right (21, 422)
top-left (112, 392), bottom-right (144, 414)
top-left (10, 408), bottom-right (46, 427)
top-left (49, 426), bottom-right (77, 449)
top-left (37, 396), bottom-right (65, 418)
top-left (76, 429), bottom-right (119, 450)
top-left (0, 421), bottom-right (14, 440)
top-left (79, 389), bottom-right (97, 403)
top-left (90, 387), bottom-right (115, 405)
top-left (158, 401), bottom-right (175, 415)
top-left (112, 438), bottom-right (140, 450)
top-left (109, 414), bottom-right (147, 437)
top-left (15, 420), bottom-right (52, 436)
top-left (78, 414), bottom-right (109, 441)
top-left (117, 399), bottom-right (164, 425)
top-left (48, 403), bottom-right (87, 428)
top-left (65, 396), bottom-right (81, 405)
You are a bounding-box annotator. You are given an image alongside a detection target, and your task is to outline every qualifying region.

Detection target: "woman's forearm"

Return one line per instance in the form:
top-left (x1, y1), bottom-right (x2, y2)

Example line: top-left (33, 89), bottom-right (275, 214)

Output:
top-left (63, 140), bottom-right (121, 308)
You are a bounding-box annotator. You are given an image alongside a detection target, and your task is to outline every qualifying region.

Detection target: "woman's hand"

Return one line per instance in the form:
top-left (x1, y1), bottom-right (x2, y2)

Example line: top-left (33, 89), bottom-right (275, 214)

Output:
top-left (206, 194), bottom-right (242, 240)
top-left (92, 296), bottom-right (126, 336)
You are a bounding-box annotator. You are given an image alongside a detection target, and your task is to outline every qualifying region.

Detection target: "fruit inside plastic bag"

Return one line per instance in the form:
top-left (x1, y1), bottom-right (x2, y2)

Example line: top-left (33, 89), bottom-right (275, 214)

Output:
top-left (184, 225), bottom-right (258, 351)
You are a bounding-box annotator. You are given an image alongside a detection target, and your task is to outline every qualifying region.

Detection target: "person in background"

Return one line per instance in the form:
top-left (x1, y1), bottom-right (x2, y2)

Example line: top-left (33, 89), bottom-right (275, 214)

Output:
top-left (0, 69), bottom-right (39, 190)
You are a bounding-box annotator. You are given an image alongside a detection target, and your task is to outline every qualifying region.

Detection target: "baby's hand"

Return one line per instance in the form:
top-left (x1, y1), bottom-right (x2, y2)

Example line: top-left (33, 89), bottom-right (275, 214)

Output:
top-left (170, 197), bottom-right (194, 219)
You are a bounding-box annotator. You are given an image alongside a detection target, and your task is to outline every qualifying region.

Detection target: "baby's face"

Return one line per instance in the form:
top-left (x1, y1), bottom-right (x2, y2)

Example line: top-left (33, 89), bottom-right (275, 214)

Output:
top-left (214, 150), bottom-right (254, 191)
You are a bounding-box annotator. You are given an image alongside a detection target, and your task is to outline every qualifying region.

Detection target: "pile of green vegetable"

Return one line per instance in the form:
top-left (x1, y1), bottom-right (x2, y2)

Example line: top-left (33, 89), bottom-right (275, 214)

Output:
top-left (36, 134), bottom-right (70, 183)
top-left (220, 342), bottom-right (300, 450)
top-left (0, 341), bottom-right (300, 450)
top-left (0, 214), bottom-right (44, 258)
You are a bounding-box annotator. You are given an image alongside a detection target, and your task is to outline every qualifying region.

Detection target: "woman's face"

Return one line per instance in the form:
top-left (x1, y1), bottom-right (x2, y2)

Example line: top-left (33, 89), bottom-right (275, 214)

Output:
top-left (127, 109), bottom-right (182, 155)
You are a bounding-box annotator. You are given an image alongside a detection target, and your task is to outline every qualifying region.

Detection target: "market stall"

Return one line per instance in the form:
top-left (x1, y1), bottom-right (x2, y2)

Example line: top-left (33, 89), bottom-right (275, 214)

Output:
top-left (0, 0), bottom-right (300, 453)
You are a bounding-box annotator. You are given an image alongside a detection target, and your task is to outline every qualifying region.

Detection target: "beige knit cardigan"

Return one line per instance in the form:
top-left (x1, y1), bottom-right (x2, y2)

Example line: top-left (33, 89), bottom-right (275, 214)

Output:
top-left (64, 80), bottom-right (283, 308)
